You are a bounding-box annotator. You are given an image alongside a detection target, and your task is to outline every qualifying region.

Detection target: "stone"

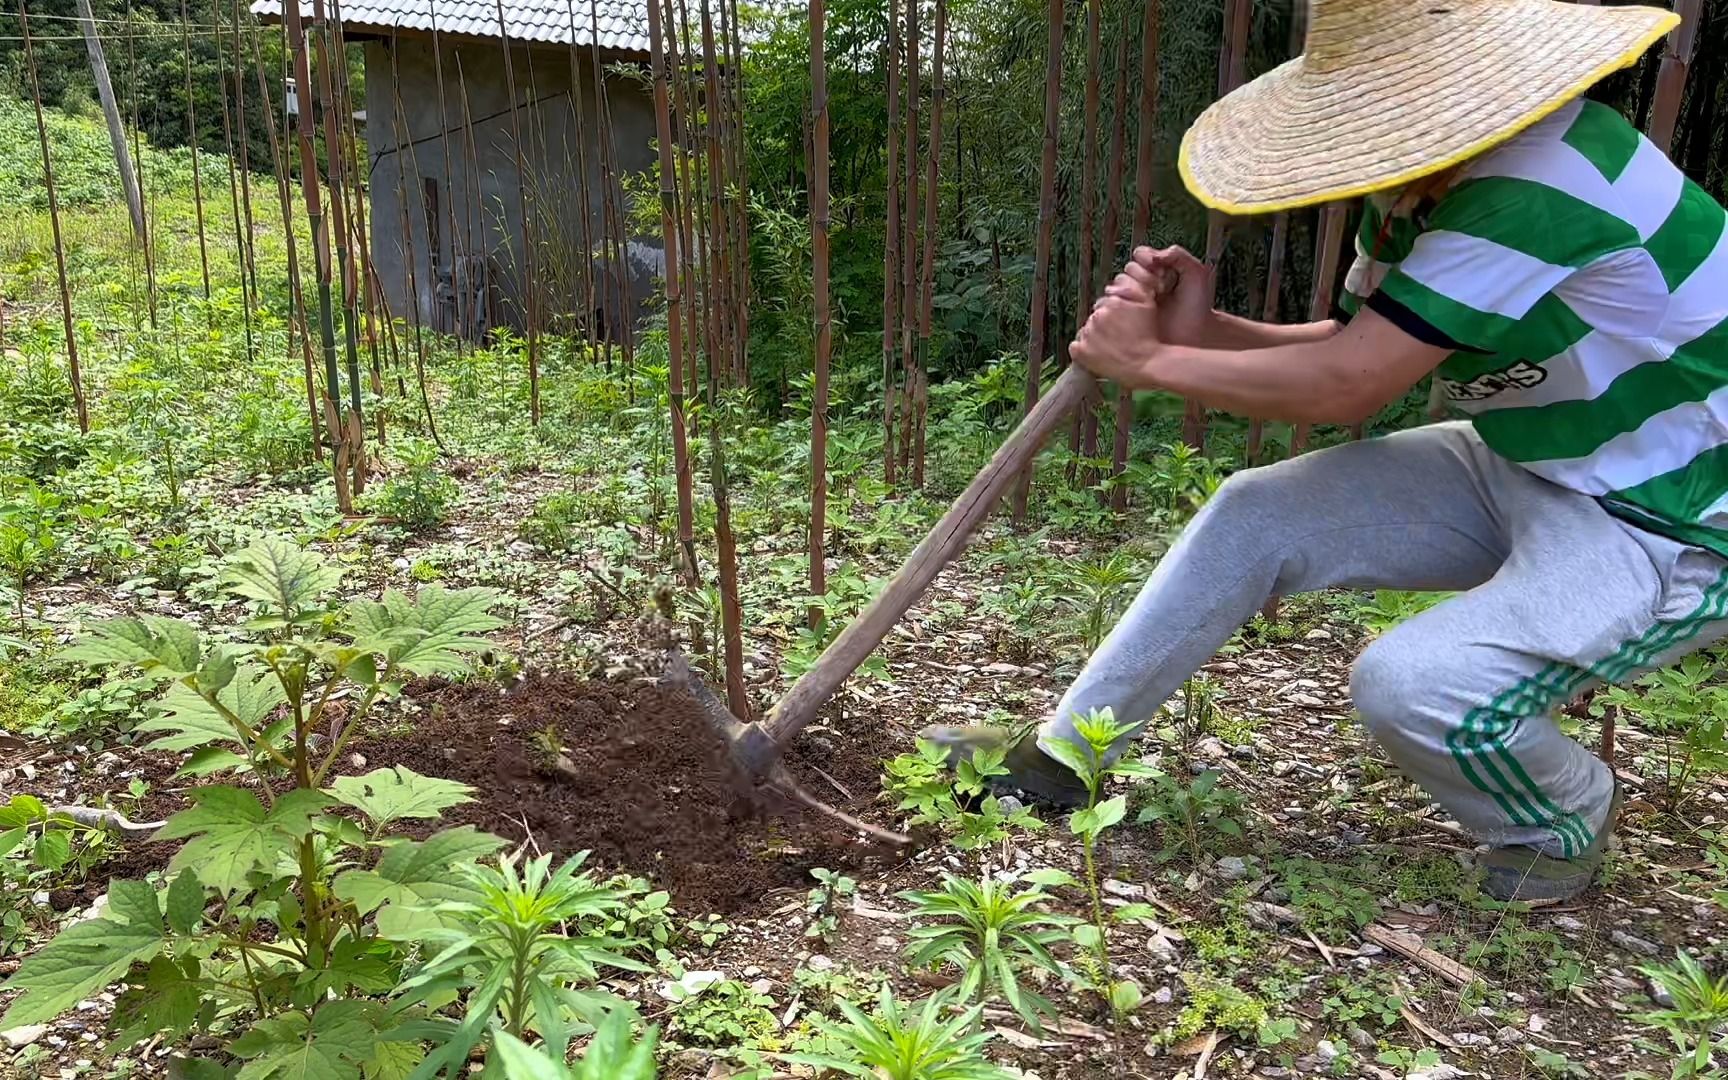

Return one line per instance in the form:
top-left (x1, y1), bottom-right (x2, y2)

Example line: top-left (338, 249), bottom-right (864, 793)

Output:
top-left (1650, 978), bottom-right (1676, 1008)
top-left (1305, 629), bottom-right (1332, 641)
top-left (1495, 1025), bottom-right (1524, 1045)
top-left (1610, 929), bottom-right (1661, 957)
top-left (996, 795), bottom-right (1026, 816)
top-left (1347, 1025), bottom-right (1375, 1049)
top-left (1214, 856), bottom-right (1252, 881)
top-left (1152, 985), bottom-right (1174, 1005)
top-left (1, 1024), bottom-right (47, 1049)
top-left (741, 966), bottom-right (762, 978)
top-left (807, 954), bottom-right (836, 972)
top-left (1315, 1039), bottom-right (1339, 1063)
top-left (1551, 915), bottom-right (1586, 932)
top-left (1451, 1032), bottom-right (1491, 1047)
top-left (1103, 879), bottom-right (1146, 900)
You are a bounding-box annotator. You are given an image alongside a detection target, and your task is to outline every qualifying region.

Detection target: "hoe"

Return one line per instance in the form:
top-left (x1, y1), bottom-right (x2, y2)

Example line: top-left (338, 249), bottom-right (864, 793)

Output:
top-left (662, 363), bottom-right (1103, 845)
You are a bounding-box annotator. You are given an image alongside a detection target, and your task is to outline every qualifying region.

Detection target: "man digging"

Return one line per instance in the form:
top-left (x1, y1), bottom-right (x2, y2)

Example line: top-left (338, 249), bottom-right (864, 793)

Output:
top-left (939, 0), bottom-right (1727, 902)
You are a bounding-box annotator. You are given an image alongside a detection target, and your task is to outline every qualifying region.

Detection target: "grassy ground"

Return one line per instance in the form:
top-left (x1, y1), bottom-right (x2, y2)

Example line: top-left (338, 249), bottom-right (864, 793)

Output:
top-left (0, 97), bottom-right (1723, 1080)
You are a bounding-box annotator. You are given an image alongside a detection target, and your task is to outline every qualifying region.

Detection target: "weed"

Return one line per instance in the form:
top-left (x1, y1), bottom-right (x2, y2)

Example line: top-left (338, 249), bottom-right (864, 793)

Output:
top-left (1376, 1047), bottom-right (1443, 1077)
top-left (1172, 973), bottom-right (1268, 1039)
top-left (492, 1009), bottom-right (658, 1078)
top-left (786, 986), bottom-right (1013, 1080)
top-left (1274, 858), bottom-right (1381, 943)
top-left (1343, 590), bottom-right (1454, 635)
top-left (1595, 653), bottom-right (1728, 813)
top-left (361, 436), bottom-right (459, 531)
top-left (1635, 950), bottom-right (1728, 1078)
top-left (880, 737), bottom-right (1042, 849)
top-left (805, 868), bottom-right (857, 945)
top-left (1319, 975), bottom-right (1403, 1032)
top-left (670, 978), bottom-right (779, 1048)
top-left (900, 873), bottom-right (1077, 1028)
top-left (1134, 770), bottom-right (1246, 863)
top-left (1061, 551), bottom-right (1141, 653)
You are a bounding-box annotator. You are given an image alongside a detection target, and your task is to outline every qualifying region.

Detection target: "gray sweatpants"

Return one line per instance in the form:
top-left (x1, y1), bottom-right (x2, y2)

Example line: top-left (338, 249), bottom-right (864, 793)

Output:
top-left (1043, 422), bottom-right (1728, 857)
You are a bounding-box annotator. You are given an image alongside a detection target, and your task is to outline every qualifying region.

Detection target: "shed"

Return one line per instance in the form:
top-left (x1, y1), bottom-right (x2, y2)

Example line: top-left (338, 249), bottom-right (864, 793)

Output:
top-left (252, 0), bottom-right (662, 341)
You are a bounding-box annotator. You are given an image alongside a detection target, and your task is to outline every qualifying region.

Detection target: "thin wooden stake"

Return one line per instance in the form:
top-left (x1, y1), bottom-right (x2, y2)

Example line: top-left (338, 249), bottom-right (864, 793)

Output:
top-left (881, 0), bottom-right (902, 486)
top-left (1093, 7), bottom-right (1130, 497)
top-left (809, 0), bottom-right (832, 622)
top-left (1648, 0), bottom-right (1701, 153)
top-left (181, 0), bottom-right (212, 302)
top-left (493, 0), bottom-right (542, 423)
top-left (1112, 0), bottom-right (1159, 512)
top-left (1068, 0), bottom-right (1103, 482)
top-left (560, 0), bottom-right (598, 355)
top-left (387, 35), bottom-right (445, 449)
top-left (897, 0), bottom-right (920, 479)
top-left (1289, 204), bottom-right (1348, 456)
top-left (912, 0), bottom-right (946, 489)
top-left (1008, 0), bottom-right (1065, 525)
top-left (20, 0), bottom-right (87, 434)
top-left (74, 0), bottom-right (144, 243)
top-left (214, 0), bottom-right (257, 365)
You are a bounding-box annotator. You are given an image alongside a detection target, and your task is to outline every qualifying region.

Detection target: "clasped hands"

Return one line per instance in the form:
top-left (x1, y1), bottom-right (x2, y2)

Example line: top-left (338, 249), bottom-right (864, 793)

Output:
top-left (1069, 245), bottom-right (1214, 390)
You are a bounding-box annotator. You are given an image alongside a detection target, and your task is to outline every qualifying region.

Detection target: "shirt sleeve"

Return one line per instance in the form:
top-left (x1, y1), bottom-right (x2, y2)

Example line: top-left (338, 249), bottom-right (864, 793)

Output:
top-left (1372, 176), bottom-right (1608, 353)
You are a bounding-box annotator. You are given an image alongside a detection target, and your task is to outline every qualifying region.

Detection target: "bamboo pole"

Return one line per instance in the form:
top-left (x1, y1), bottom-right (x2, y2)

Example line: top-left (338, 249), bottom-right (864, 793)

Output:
top-left (214, 0), bottom-right (258, 365)
top-left (180, 0), bottom-right (212, 302)
top-left (808, 0), bottom-right (832, 622)
top-left (20, 0), bottom-right (87, 434)
top-left (672, 0), bottom-right (703, 409)
top-left (387, 35), bottom-right (445, 449)
top-left (1111, 0), bottom-right (1159, 512)
top-left (698, 0), bottom-right (731, 389)
top-left (73, 0), bottom-right (144, 243)
top-left (251, 23), bottom-right (322, 459)
top-left (281, 3), bottom-right (353, 510)
top-left (122, 0), bottom-right (157, 326)
top-left (454, 54), bottom-right (486, 341)
top-left (881, 0), bottom-right (901, 486)
top-left (310, 0), bottom-right (367, 468)
top-left (426, 9), bottom-right (469, 346)
top-left (721, 0), bottom-right (750, 387)
top-left (1289, 203), bottom-right (1348, 456)
top-left (1067, 0), bottom-right (1103, 483)
top-left (646, 0), bottom-right (699, 584)
top-left (912, 0), bottom-right (946, 490)
top-left (1008, 0), bottom-right (1065, 525)
top-left (560, 0), bottom-right (598, 356)
top-left (897, 0), bottom-right (920, 479)
top-left (1245, 6), bottom-right (1303, 464)
top-left (1091, 6), bottom-right (1129, 496)
top-left (1647, 0), bottom-right (1701, 154)
top-left (590, 0), bottom-right (635, 374)
top-left (493, 0), bottom-right (542, 423)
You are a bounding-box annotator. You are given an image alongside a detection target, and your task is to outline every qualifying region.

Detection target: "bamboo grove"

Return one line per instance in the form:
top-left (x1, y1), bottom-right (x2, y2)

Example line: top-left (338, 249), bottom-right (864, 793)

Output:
top-left (3, 0), bottom-right (1719, 716)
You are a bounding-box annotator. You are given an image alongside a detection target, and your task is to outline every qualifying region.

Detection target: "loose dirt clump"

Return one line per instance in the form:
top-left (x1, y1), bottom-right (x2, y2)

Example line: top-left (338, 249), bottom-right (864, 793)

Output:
top-left (347, 671), bottom-right (885, 914)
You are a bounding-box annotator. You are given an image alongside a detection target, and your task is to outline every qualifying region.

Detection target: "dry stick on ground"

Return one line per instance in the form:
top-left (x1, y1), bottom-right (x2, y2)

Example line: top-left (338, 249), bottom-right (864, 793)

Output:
top-left (179, 0), bottom-right (212, 303)
top-left (1647, 0), bottom-right (1701, 154)
top-left (897, 0), bottom-right (920, 479)
top-left (213, 0), bottom-right (258, 367)
top-left (559, 0), bottom-right (598, 358)
top-left (881, 0), bottom-right (902, 486)
top-left (1112, 0), bottom-right (1159, 511)
top-left (492, 0), bottom-right (542, 424)
top-left (388, 35), bottom-right (446, 449)
top-left (250, 24), bottom-right (323, 460)
top-left (808, 0), bottom-right (832, 625)
top-left (1288, 204), bottom-right (1348, 455)
top-left (19, 0), bottom-right (88, 434)
top-left (280, 6), bottom-right (352, 511)
top-left (1093, 11), bottom-right (1130, 499)
top-left (912, 0), bottom-right (947, 490)
top-left (646, 0), bottom-right (699, 586)
top-left (1067, 0), bottom-right (1103, 487)
top-left (1008, 0), bottom-right (1066, 525)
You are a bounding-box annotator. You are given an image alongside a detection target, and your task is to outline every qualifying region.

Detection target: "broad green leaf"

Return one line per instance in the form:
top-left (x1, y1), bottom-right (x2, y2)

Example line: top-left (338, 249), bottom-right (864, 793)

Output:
top-left (0, 794), bottom-right (47, 827)
top-left (327, 767), bottom-right (474, 831)
top-left (345, 586), bottom-right (505, 678)
top-left (297, 937), bottom-right (397, 1000)
top-left (1022, 868), bottom-right (1079, 888)
top-left (232, 1001), bottom-right (375, 1080)
top-left (1108, 979), bottom-right (1144, 1014)
top-left (138, 665), bottom-right (288, 754)
top-left (0, 826), bottom-right (26, 858)
top-left (63, 615), bottom-right (202, 676)
top-left (223, 536), bottom-right (342, 615)
top-left (334, 826), bottom-right (506, 937)
top-left (1041, 736), bottom-right (1094, 783)
top-left (363, 1041), bottom-right (424, 1080)
top-left (197, 650), bottom-right (238, 695)
top-left (165, 870), bottom-right (205, 936)
top-left (112, 954), bottom-right (202, 1048)
top-left (0, 879), bottom-right (166, 1027)
top-left (156, 788), bottom-right (332, 895)
top-left (1092, 795), bottom-right (1127, 831)
top-left (168, 1058), bottom-right (235, 1080)
top-left (490, 1032), bottom-right (571, 1079)
top-left (32, 829), bottom-right (71, 870)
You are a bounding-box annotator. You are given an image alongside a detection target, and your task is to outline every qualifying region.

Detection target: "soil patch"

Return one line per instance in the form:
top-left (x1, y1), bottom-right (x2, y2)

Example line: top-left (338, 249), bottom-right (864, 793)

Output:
top-left (347, 671), bottom-right (892, 914)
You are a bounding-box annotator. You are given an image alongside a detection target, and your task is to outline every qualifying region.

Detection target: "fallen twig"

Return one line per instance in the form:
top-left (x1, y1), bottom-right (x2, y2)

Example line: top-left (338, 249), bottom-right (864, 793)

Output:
top-left (1362, 923), bottom-right (1481, 988)
top-left (50, 805), bottom-right (165, 836)
top-left (1399, 1003), bottom-right (1458, 1048)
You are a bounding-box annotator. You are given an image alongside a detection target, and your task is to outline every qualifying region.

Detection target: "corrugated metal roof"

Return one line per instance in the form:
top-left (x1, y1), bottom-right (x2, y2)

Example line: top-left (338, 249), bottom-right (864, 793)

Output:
top-left (250, 0), bottom-right (651, 55)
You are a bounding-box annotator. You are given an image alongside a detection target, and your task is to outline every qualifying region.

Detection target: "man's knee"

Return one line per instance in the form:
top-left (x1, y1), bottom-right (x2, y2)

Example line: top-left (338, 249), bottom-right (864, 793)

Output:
top-left (1350, 631), bottom-right (1445, 740)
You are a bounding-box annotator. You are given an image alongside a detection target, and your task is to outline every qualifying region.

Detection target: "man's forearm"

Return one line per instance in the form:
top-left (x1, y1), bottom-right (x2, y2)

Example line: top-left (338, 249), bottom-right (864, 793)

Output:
top-left (1125, 340), bottom-right (1377, 425)
top-left (1203, 311), bottom-right (1342, 351)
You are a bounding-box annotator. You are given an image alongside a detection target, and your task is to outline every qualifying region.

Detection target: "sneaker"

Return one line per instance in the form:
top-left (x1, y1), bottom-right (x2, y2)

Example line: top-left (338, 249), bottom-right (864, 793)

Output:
top-left (1478, 784), bottom-right (1622, 902)
top-left (918, 724), bottom-right (1089, 808)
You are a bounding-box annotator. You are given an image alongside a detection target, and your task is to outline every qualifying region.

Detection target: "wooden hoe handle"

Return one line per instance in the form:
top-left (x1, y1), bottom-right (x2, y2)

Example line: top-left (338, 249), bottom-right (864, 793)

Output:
top-left (760, 364), bottom-right (1096, 750)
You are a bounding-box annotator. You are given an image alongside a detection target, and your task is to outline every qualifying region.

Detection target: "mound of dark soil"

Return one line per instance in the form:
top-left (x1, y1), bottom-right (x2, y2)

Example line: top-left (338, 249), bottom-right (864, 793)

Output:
top-left (347, 671), bottom-right (891, 914)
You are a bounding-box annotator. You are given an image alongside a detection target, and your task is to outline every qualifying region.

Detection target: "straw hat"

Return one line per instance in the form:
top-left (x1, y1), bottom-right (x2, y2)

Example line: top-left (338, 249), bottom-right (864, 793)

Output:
top-left (1179, 0), bottom-right (1681, 214)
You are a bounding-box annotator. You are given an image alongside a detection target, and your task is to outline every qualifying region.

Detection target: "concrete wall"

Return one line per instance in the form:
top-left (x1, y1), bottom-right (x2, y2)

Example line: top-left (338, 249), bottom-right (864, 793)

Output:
top-left (364, 35), bottom-right (663, 339)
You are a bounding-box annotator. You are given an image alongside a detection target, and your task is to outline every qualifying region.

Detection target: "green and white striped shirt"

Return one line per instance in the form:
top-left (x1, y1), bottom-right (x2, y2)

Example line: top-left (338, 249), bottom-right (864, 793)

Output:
top-left (1342, 98), bottom-right (1728, 557)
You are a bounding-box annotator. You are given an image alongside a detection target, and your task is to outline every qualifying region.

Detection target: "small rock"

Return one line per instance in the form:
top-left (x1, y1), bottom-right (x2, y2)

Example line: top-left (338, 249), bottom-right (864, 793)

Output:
top-left (748, 978), bottom-right (774, 996)
top-left (1650, 978), bottom-right (1676, 1008)
top-left (1305, 629), bottom-right (1332, 641)
top-left (873, 935), bottom-right (897, 949)
top-left (1214, 856), bottom-right (1251, 881)
top-left (1551, 915), bottom-right (1586, 932)
top-left (1315, 1039), bottom-right (1339, 1063)
top-left (393, 557), bottom-right (410, 570)
top-left (807, 954), bottom-right (835, 972)
top-left (1231, 744), bottom-right (1258, 760)
top-left (1258, 1069), bottom-right (1291, 1079)
top-left (1103, 879), bottom-right (1146, 900)
top-left (1451, 1032), bottom-right (1491, 1047)
top-left (1, 1024), bottom-right (47, 1049)
top-left (1152, 985), bottom-right (1174, 1005)
top-left (741, 966), bottom-right (762, 978)
top-left (1610, 929), bottom-right (1661, 957)
top-left (1357, 943), bottom-right (1384, 957)
top-left (1527, 1013), bottom-right (1547, 1034)
top-left (995, 795), bottom-right (1026, 816)
top-left (1495, 1025), bottom-right (1524, 1045)
top-left (1347, 1025), bottom-right (1375, 1049)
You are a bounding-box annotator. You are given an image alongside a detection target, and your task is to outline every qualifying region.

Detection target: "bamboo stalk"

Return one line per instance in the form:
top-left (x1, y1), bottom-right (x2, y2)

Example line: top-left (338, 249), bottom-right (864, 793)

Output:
top-left (426, 9), bottom-right (468, 346)
top-left (881, 0), bottom-right (901, 486)
top-left (250, 22), bottom-right (322, 460)
top-left (20, 0), bottom-right (87, 434)
top-left (809, 0), bottom-right (832, 623)
top-left (74, 0), bottom-right (144, 244)
top-left (1245, 5), bottom-right (1302, 463)
top-left (180, 0), bottom-right (212, 303)
top-left (491, 0), bottom-right (542, 423)
top-left (454, 53), bottom-right (486, 341)
top-left (1091, 6), bottom-right (1130, 496)
top-left (1112, 0), bottom-right (1159, 512)
top-left (310, 0), bottom-right (366, 446)
top-left (591, 0), bottom-right (635, 373)
top-left (897, 0), bottom-right (920, 479)
top-left (122, 0), bottom-right (157, 326)
top-left (281, 1), bottom-right (352, 510)
top-left (1008, 0), bottom-right (1065, 525)
top-left (328, 0), bottom-right (387, 446)
top-left (1289, 203), bottom-right (1348, 455)
top-left (214, 0), bottom-right (258, 365)
top-left (1647, 0), bottom-right (1701, 154)
top-left (1068, 0), bottom-right (1103, 484)
top-left (560, 0), bottom-right (598, 356)
top-left (912, 0), bottom-right (946, 490)
top-left (387, 35), bottom-right (445, 449)
top-left (698, 0), bottom-right (731, 389)
top-left (672, 0), bottom-right (702, 409)
top-left (722, 0), bottom-right (750, 387)
top-left (646, 0), bottom-right (699, 584)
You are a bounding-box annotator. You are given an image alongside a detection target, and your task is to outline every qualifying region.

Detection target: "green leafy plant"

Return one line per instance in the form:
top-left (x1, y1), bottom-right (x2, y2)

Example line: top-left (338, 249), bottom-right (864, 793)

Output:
top-left (393, 850), bottom-right (645, 1071)
top-left (805, 867), bottom-right (858, 944)
top-left (785, 986), bottom-right (1013, 1080)
top-left (669, 977), bottom-right (779, 1048)
top-left (1635, 950), bottom-right (1728, 1079)
top-left (1172, 973), bottom-right (1268, 1039)
top-left (1061, 552), bottom-right (1141, 653)
top-left (881, 737), bottom-right (1042, 849)
top-left (1135, 770), bottom-right (1246, 863)
top-left (1345, 589), bottom-right (1454, 635)
top-left (0, 534), bottom-right (512, 1075)
top-left (0, 795), bottom-right (111, 956)
top-left (1595, 653), bottom-right (1728, 813)
top-left (0, 479), bottom-right (62, 626)
top-left (363, 436), bottom-right (460, 531)
top-left (900, 873), bottom-right (1077, 1028)
top-left (491, 1009), bottom-right (660, 1078)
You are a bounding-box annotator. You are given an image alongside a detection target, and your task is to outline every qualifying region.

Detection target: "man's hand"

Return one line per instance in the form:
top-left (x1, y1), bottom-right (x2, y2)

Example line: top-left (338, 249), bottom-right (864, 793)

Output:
top-left (1070, 272), bottom-right (1162, 389)
top-left (1132, 246), bottom-right (1214, 346)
